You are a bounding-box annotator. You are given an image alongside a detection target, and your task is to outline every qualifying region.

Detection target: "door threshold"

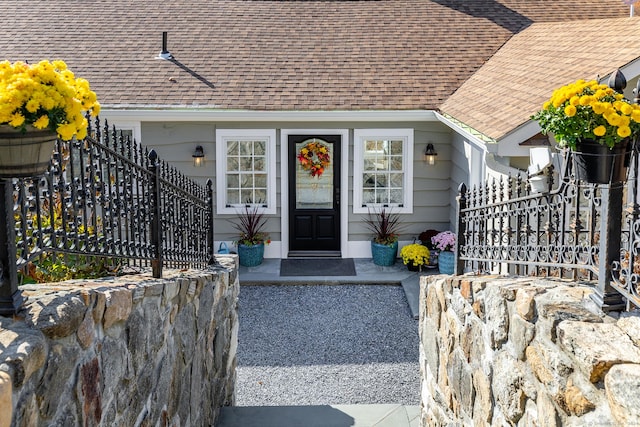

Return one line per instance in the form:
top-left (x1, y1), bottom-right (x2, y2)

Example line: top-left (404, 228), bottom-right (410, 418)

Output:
top-left (287, 250), bottom-right (342, 258)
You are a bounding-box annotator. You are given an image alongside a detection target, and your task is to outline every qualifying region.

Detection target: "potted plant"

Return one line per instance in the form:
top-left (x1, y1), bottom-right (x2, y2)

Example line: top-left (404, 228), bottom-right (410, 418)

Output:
top-left (0, 60), bottom-right (100, 178)
top-left (230, 205), bottom-right (271, 267)
top-left (363, 207), bottom-right (403, 266)
top-left (400, 243), bottom-right (430, 272)
top-left (419, 229), bottom-right (440, 268)
top-left (531, 76), bottom-right (640, 184)
top-left (432, 231), bottom-right (456, 274)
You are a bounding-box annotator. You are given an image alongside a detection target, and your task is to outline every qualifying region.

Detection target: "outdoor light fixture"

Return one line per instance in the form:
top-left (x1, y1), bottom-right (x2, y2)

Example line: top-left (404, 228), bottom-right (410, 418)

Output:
top-left (192, 145), bottom-right (205, 167)
top-left (424, 143), bottom-right (437, 165)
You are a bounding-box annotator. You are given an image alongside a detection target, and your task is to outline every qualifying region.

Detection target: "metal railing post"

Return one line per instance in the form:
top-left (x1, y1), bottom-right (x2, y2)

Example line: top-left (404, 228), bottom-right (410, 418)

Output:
top-left (206, 179), bottom-right (219, 266)
top-left (148, 150), bottom-right (162, 278)
top-left (455, 183), bottom-right (467, 275)
top-left (593, 182), bottom-right (626, 311)
top-left (0, 180), bottom-right (24, 316)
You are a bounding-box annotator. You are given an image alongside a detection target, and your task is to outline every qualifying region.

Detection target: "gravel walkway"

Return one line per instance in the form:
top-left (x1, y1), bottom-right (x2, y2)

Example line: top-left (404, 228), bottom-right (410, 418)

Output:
top-left (235, 285), bottom-right (420, 406)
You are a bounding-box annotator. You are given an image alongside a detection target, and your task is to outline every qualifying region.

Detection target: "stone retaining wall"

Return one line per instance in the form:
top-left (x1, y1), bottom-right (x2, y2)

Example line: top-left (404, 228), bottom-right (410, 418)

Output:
top-left (419, 275), bottom-right (640, 426)
top-left (0, 257), bottom-right (239, 427)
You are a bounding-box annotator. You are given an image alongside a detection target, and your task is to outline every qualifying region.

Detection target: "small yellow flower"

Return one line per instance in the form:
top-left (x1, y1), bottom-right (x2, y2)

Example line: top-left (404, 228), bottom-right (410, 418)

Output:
top-left (9, 112), bottom-right (25, 127)
top-left (564, 105), bottom-right (577, 117)
top-left (593, 125), bottom-right (606, 137)
top-left (617, 126), bottom-right (631, 138)
top-left (33, 115), bottom-right (49, 129)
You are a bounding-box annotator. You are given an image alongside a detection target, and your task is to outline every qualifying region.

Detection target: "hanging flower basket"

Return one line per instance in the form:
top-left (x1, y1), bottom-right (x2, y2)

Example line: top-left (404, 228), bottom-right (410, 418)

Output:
top-left (0, 125), bottom-right (57, 178)
top-left (572, 138), bottom-right (630, 184)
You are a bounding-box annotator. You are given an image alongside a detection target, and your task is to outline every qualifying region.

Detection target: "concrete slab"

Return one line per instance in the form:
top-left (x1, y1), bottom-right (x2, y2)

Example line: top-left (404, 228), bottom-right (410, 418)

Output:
top-left (217, 404), bottom-right (420, 427)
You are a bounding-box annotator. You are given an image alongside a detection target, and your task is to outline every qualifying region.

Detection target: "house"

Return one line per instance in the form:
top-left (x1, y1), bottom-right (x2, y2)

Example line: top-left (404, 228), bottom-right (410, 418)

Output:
top-left (0, 0), bottom-right (635, 260)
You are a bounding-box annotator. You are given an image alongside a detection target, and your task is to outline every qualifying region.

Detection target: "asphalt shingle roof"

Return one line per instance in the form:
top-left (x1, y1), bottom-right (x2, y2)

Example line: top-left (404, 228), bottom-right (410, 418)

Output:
top-left (440, 17), bottom-right (640, 141)
top-left (0, 0), bottom-right (631, 111)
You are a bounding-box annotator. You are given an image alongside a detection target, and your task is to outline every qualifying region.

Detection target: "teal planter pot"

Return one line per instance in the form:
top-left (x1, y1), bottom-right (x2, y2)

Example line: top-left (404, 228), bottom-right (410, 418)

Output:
top-left (371, 241), bottom-right (398, 266)
top-left (237, 243), bottom-right (265, 267)
top-left (438, 251), bottom-right (455, 274)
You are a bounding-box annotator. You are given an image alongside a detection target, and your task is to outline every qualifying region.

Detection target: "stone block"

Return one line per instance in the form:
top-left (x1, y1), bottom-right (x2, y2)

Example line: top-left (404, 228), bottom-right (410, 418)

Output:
top-left (557, 321), bottom-right (640, 383)
top-left (536, 300), bottom-right (601, 342)
top-left (536, 387), bottom-right (559, 427)
top-left (425, 283), bottom-right (442, 328)
top-left (449, 347), bottom-right (474, 416)
top-left (510, 313), bottom-right (535, 361)
top-left (515, 288), bottom-right (536, 321)
top-left (492, 351), bottom-right (526, 424)
top-left (617, 314), bottom-right (640, 347)
top-left (472, 368), bottom-right (492, 424)
top-left (559, 378), bottom-right (594, 416)
top-left (485, 284), bottom-right (509, 350)
top-left (25, 294), bottom-right (87, 339)
top-left (103, 288), bottom-right (133, 330)
top-left (605, 364), bottom-right (640, 426)
top-left (0, 371), bottom-right (11, 427)
top-left (422, 317), bottom-right (440, 382)
top-left (0, 321), bottom-right (47, 388)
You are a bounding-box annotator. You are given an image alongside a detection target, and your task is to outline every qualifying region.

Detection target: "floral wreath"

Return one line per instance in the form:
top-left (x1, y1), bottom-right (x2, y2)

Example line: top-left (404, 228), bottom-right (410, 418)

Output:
top-left (297, 140), bottom-right (330, 177)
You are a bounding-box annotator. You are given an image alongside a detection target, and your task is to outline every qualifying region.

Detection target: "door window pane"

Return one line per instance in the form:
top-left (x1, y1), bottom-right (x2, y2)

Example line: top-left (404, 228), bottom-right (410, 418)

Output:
top-left (295, 138), bottom-right (334, 209)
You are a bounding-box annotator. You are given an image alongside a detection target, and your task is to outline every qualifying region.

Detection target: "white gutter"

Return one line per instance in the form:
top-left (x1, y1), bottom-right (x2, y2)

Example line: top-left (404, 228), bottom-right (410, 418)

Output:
top-left (100, 108), bottom-right (438, 123)
top-left (434, 112), bottom-right (493, 153)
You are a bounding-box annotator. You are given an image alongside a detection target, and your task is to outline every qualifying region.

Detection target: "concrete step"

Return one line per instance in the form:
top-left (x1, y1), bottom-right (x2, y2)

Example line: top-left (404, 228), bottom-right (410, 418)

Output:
top-left (217, 404), bottom-right (420, 427)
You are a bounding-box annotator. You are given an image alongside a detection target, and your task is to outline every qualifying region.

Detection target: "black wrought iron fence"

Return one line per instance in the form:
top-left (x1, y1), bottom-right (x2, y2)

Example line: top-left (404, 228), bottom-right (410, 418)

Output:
top-left (455, 146), bottom-right (640, 312)
top-left (0, 117), bottom-right (215, 315)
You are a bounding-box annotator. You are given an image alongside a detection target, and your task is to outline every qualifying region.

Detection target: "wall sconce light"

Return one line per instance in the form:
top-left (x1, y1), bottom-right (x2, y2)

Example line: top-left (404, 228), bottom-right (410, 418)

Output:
top-left (192, 145), bottom-right (205, 167)
top-left (424, 143), bottom-right (437, 165)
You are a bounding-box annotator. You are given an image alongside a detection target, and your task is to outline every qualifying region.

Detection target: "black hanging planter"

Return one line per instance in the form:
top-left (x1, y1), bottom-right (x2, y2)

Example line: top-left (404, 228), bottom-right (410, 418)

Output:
top-left (572, 139), bottom-right (630, 184)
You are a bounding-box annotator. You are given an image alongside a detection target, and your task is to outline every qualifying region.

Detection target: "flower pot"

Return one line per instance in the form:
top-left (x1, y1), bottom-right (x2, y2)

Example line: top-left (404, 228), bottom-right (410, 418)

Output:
top-left (573, 139), bottom-right (630, 184)
top-left (427, 251), bottom-right (439, 269)
top-left (438, 251), bottom-right (455, 274)
top-left (0, 125), bottom-right (57, 178)
top-left (529, 174), bottom-right (549, 194)
top-left (237, 242), bottom-right (265, 267)
top-left (406, 262), bottom-right (421, 272)
top-left (371, 241), bottom-right (398, 266)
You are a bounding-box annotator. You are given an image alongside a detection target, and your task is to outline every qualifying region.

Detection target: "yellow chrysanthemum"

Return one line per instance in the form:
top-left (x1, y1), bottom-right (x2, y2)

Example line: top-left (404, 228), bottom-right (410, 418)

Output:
top-left (564, 105), bottom-right (577, 117)
top-left (593, 125), bottom-right (607, 137)
top-left (617, 126), bottom-right (632, 138)
top-left (620, 103), bottom-right (633, 116)
top-left (570, 96), bottom-right (580, 106)
top-left (9, 112), bottom-right (25, 127)
top-left (606, 113), bottom-right (622, 126)
top-left (32, 115), bottom-right (49, 129)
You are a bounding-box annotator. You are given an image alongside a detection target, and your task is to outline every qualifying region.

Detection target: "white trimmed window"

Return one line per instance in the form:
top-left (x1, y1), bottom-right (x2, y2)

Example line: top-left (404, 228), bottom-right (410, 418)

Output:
top-left (216, 129), bottom-right (277, 214)
top-left (353, 129), bottom-right (414, 214)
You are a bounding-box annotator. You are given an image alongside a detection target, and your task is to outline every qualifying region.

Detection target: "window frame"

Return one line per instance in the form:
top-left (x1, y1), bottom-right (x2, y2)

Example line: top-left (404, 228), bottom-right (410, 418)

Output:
top-left (216, 129), bottom-right (277, 214)
top-left (352, 128), bottom-right (414, 214)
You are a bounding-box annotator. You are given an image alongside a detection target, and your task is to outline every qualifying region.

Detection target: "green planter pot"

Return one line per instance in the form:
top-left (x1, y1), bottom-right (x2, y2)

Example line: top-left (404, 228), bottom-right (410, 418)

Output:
top-left (371, 241), bottom-right (398, 266)
top-left (438, 251), bottom-right (455, 275)
top-left (237, 243), bottom-right (265, 267)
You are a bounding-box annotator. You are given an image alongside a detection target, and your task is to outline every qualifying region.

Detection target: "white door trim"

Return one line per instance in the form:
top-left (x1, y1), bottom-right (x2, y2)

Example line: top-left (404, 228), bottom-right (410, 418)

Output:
top-left (280, 129), bottom-right (350, 259)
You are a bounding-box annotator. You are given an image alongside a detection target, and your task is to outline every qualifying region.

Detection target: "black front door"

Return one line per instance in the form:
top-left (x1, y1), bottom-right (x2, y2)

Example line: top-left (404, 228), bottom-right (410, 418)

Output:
top-left (288, 135), bottom-right (341, 257)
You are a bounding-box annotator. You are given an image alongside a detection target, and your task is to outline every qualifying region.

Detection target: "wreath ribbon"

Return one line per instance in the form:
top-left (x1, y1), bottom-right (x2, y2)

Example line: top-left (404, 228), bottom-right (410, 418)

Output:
top-left (297, 140), bottom-right (330, 177)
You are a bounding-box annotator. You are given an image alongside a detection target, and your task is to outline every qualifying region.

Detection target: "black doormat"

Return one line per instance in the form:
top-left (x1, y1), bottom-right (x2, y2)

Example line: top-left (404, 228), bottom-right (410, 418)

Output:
top-left (280, 258), bottom-right (356, 277)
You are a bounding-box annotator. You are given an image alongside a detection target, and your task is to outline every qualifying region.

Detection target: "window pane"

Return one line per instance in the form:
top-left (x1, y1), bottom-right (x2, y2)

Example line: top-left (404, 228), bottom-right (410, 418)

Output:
top-left (390, 156), bottom-right (403, 170)
top-left (240, 157), bottom-right (253, 171)
top-left (390, 173), bottom-right (403, 187)
top-left (241, 175), bottom-right (253, 187)
top-left (227, 190), bottom-right (239, 205)
top-left (240, 141), bottom-right (252, 155)
top-left (227, 141), bottom-right (238, 155)
top-left (227, 174), bottom-right (239, 188)
top-left (254, 174), bottom-right (267, 187)
top-left (363, 189), bottom-right (375, 204)
top-left (389, 140), bottom-right (403, 155)
top-left (254, 141), bottom-right (266, 155)
top-left (363, 173), bottom-right (375, 188)
top-left (254, 189), bottom-right (267, 203)
top-left (240, 189), bottom-right (253, 204)
top-left (227, 158), bottom-right (238, 171)
top-left (390, 188), bottom-right (403, 204)
top-left (254, 158), bottom-right (265, 172)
